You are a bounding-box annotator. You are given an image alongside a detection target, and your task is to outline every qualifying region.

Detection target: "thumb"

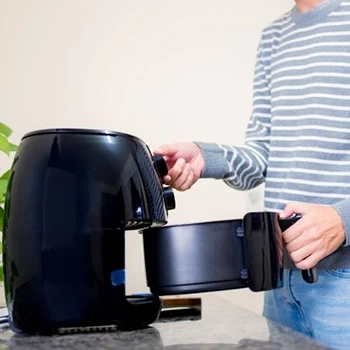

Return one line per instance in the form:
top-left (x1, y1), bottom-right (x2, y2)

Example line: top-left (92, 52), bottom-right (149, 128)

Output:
top-left (153, 144), bottom-right (179, 157)
top-left (280, 202), bottom-right (309, 218)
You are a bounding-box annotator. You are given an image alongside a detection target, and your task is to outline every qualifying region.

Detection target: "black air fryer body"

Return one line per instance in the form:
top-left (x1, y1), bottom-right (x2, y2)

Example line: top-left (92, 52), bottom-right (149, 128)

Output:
top-left (3, 128), bottom-right (175, 335)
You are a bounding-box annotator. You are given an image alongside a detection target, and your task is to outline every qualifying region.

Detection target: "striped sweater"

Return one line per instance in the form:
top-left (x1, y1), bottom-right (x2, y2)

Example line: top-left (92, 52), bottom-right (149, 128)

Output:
top-left (197, 0), bottom-right (350, 269)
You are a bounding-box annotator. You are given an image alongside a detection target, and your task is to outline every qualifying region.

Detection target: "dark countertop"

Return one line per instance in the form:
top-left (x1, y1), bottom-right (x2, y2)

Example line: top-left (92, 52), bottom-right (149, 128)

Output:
top-left (0, 294), bottom-right (332, 350)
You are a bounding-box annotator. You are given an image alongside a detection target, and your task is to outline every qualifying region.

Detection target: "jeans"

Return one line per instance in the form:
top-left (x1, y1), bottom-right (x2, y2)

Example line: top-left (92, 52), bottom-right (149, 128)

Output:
top-left (263, 269), bottom-right (350, 350)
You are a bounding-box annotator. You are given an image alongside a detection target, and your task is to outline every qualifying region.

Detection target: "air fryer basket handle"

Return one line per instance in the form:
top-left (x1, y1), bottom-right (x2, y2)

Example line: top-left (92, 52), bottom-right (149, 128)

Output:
top-left (278, 214), bottom-right (318, 284)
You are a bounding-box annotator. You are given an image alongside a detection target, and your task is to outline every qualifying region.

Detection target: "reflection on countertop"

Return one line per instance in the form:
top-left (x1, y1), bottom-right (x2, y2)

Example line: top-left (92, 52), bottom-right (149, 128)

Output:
top-left (0, 294), bottom-right (332, 350)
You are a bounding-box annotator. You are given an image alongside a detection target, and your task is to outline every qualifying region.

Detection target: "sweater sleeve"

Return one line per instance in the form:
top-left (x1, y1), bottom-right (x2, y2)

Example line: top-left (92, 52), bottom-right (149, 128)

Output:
top-left (195, 39), bottom-right (271, 191)
top-left (332, 199), bottom-right (350, 247)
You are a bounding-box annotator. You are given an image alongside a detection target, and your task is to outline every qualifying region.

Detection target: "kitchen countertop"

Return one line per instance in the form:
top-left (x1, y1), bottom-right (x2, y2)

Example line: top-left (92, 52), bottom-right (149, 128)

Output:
top-left (0, 293), bottom-right (332, 350)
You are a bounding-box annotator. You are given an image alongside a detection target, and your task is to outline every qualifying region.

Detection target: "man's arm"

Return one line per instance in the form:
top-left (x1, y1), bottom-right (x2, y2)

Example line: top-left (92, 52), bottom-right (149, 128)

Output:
top-left (196, 40), bottom-right (271, 190)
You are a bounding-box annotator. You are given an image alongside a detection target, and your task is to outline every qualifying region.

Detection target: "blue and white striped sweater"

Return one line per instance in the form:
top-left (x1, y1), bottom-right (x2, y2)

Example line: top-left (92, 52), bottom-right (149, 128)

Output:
top-left (197, 0), bottom-right (350, 269)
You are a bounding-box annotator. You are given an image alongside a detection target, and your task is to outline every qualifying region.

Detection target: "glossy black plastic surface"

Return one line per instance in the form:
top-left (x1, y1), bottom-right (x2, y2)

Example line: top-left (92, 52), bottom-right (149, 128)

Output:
top-left (142, 220), bottom-right (248, 295)
top-left (243, 212), bottom-right (284, 292)
top-left (3, 128), bottom-right (168, 334)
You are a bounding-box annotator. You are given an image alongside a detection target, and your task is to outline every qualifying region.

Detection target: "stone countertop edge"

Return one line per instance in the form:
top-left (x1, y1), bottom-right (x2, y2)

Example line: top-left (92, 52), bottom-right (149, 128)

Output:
top-left (0, 294), bottom-right (332, 350)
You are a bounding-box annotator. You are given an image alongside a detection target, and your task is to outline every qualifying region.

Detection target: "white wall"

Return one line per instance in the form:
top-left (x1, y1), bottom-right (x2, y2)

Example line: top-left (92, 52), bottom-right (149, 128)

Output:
top-left (0, 0), bottom-right (293, 314)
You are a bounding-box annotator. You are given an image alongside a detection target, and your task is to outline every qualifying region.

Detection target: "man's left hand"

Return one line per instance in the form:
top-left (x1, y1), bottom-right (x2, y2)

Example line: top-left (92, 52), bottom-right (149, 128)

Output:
top-left (280, 202), bottom-right (346, 270)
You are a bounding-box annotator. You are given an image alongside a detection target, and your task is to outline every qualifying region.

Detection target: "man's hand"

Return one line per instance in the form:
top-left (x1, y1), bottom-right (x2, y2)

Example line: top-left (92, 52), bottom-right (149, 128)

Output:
top-left (153, 142), bottom-right (205, 191)
top-left (280, 202), bottom-right (346, 269)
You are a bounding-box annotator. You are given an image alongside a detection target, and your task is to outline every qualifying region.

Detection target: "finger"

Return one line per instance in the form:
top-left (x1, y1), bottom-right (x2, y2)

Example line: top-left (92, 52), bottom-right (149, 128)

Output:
top-left (167, 158), bottom-right (186, 187)
top-left (284, 229), bottom-right (313, 251)
top-left (162, 174), bottom-right (172, 184)
top-left (180, 169), bottom-right (195, 191)
top-left (161, 155), bottom-right (178, 171)
top-left (282, 223), bottom-right (303, 244)
top-left (279, 202), bottom-right (299, 219)
top-left (295, 250), bottom-right (323, 270)
top-left (160, 153), bottom-right (187, 174)
top-left (280, 202), bottom-right (311, 218)
top-left (288, 240), bottom-right (319, 264)
top-left (153, 144), bottom-right (180, 157)
top-left (172, 163), bottom-right (192, 190)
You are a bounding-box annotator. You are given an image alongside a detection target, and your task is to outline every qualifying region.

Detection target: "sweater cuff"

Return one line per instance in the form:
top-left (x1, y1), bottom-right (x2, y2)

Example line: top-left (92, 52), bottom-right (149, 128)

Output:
top-left (194, 142), bottom-right (230, 179)
top-left (332, 198), bottom-right (350, 246)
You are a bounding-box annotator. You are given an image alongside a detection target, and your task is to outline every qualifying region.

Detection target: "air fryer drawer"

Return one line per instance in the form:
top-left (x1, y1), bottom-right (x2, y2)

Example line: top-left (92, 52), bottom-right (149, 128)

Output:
top-left (141, 219), bottom-right (248, 295)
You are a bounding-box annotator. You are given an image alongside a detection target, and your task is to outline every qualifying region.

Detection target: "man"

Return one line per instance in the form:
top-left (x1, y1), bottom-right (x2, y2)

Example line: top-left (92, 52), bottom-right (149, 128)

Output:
top-left (154, 0), bottom-right (350, 349)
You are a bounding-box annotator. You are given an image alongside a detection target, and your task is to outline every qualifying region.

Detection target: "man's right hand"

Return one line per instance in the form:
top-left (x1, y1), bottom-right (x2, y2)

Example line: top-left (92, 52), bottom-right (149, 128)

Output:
top-left (153, 142), bottom-right (205, 191)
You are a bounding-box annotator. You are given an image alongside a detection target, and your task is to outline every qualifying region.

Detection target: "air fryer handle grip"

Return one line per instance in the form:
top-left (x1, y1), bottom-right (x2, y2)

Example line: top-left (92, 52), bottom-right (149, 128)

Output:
top-left (278, 214), bottom-right (318, 284)
top-left (278, 213), bottom-right (302, 231)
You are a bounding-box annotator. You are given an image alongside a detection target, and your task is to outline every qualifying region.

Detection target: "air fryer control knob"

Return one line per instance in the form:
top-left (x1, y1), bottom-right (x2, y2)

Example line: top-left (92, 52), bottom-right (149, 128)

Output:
top-left (153, 155), bottom-right (168, 178)
top-left (163, 186), bottom-right (176, 210)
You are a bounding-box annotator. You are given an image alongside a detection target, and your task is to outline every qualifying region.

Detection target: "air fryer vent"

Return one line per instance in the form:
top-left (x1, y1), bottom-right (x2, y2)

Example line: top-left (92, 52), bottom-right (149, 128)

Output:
top-left (125, 220), bottom-right (152, 230)
top-left (58, 325), bottom-right (118, 334)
